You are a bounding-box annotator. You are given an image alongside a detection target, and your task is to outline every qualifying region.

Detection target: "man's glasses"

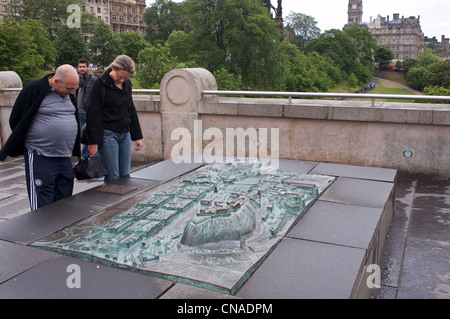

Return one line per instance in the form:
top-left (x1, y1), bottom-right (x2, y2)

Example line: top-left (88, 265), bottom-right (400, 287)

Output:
top-left (59, 80), bottom-right (79, 92)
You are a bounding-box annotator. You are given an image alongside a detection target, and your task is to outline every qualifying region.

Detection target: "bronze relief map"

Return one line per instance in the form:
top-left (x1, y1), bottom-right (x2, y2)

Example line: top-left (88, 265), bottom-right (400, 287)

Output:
top-left (33, 160), bottom-right (334, 294)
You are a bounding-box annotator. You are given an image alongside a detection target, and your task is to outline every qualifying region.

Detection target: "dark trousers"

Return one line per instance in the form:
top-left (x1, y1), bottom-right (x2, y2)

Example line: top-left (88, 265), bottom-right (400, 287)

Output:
top-left (24, 149), bottom-right (74, 210)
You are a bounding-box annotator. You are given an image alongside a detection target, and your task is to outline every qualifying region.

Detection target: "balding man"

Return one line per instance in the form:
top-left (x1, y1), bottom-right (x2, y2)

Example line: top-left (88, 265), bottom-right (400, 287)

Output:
top-left (0, 65), bottom-right (82, 210)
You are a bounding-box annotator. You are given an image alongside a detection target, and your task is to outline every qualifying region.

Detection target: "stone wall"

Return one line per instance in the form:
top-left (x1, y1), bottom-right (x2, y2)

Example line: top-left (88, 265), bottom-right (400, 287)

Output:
top-left (2, 69), bottom-right (450, 177)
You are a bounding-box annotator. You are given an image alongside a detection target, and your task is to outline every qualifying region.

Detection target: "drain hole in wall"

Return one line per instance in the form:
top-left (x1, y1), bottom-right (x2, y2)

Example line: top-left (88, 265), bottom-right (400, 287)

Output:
top-left (403, 149), bottom-right (413, 158)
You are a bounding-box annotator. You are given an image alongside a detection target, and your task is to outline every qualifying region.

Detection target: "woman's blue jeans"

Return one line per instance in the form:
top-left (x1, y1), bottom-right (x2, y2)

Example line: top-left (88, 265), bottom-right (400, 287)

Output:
top-left (98, 129), bottom-right (131, 183)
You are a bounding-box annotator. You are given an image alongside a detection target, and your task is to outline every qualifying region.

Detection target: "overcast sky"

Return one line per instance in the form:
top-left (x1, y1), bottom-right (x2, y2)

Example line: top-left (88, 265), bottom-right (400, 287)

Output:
top-left (146, 0), bottom-right (449, 38)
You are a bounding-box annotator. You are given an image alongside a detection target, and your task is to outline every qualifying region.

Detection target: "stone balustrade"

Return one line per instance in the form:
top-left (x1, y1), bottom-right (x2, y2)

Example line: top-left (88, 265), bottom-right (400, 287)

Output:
top-left (2, 69), bottom-right (450, 177)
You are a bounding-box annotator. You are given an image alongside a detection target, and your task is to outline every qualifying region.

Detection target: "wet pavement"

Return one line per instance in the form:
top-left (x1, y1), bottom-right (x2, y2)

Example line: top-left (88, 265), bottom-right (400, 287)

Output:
top-left (372, 173), bottom-right (450, 299)
top-left (0, 156), bottom-right (449, 299)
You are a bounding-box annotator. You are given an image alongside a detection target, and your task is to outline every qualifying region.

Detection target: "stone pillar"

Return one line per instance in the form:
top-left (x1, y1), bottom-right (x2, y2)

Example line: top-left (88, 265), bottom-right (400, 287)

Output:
top-left (0, 71), bottom-right (22, 147)
top-left (159, 68), bottom-right (217, 160)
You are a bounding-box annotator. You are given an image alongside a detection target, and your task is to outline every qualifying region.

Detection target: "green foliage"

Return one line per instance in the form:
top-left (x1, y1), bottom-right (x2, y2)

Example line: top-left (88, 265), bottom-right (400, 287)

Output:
top-left (23, 19), bottom-right (57, 70)
top-left (401, 58), bottom-right (419, 72)
top-left (284, 12), bottom-right (320, 51)
top-left (347, 73), bottom-right (358, 88)
top-left (1, 0), bottom-right (406, 92)
top-left (214, 67), bottom-right (242, 90)
top-left (422, 86), bottom-right (450, 103)
top-left (374, 45), bottom-right (394, 67)
top-left (136, 44), bottom-right (190, 89)
top-left (115, 32), bottom-right (150, 63)
top-left (143, 0), bottom-right (189, 44)
top-left (88, 21), bottom-right (120, 66)
top-left (344, 26), bottom-right (377, 67)
top-left (417, 49), bottom-right (440, 67)
top-left (404, 52), bottom-right (449, 91)
top-left (305, 29), bottom-right (359, 78)
top-left (0, 19), bottom-right (46, 84)
top-left (14, 0), bottom-right (85, 40)
top-left (53, 24), bottom-right (88, 66)
top-left (182, 0), bottom-right (284, 90)
top-left (423, 59), bottom-right (450, 88)
top-left (280, 42), bottom-right (340, 92)
top-left (406, 67), bottom-right (426, 91)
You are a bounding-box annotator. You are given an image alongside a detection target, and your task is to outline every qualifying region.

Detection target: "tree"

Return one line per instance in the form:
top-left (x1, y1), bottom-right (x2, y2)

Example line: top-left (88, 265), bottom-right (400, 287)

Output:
top-left (284, 12), bottom-right (320, 51)
top-left (115, 32), bottom-right (150, 63)
top-left (183, 0), bottom-right (284, 90)
top-left (406, 67), bottom-right (426, 91)
top-left (374, 45), bottom-right (394, 69)
top-left (305, 29), bottom-right (359, 78)
top-left (214, 67), bottom-right (242, 90)
top-left (343, 26), bottom-right (377, 67)
top-left (422, 86), bottom-right (450, 103)
top-left (401, 57), bottom-right (419, 73)
top-left (280, 41), bottom-right (340, 92)
top-left (12, 0), bottom-right (85, 40)
top-left (53, 24), bottom-right (88, 66)
top-left (23, 19), bottom-right (57, 70)
top-left (417, 48), bottom-right (440, 67)
top-left (143, 0), bottom-right (189, 44)
top-left (137, 44), bottom-right (190, 88)
top-left (88, 20), bottom-right (120, 66)
top-left (0, 19), bottom-right (46, 84)
top-left (423, 59), bottom-right (450, 88)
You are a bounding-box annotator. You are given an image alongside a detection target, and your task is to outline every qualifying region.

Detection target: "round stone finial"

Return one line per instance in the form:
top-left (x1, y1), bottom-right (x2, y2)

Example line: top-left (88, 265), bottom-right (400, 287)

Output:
top-left (0, 71), bottom-right (23, 89)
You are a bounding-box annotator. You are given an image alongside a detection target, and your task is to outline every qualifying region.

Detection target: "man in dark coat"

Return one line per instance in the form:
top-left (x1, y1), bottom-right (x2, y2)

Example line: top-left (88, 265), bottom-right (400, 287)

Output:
top-left (75, 58), bottom-right (95, 158)
top-left (0, 65), bottom-right (81, 210)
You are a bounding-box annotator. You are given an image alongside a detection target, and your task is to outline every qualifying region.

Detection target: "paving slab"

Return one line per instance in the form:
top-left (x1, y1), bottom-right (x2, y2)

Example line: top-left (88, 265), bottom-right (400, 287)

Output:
top-left (319, 176), bottom-right (394, 209)
top-left (277, 159), bottom-right (318, 174)
top-left (0, 200), bottom-right (105, 244)
top-left (130, 157), bottom-right (204, 182)
top-left (408, 180), bottom-right (450, 242)
top-left (66, 176), bottom-right (161, 207)
top-left (235, 238), bottom-right (366, 299)
top-left (0, 253), bottom-right (173, 299)
top-left (0, 240), bottom-right (57, 284)
top-left (287, 201), bottom-right (383, 249)
top-left (396, 236), bottom-right (450, 299)
top-left (395, 178), bottom-right (450, 299)
top-left (310, 162), bottom-right (397, 182)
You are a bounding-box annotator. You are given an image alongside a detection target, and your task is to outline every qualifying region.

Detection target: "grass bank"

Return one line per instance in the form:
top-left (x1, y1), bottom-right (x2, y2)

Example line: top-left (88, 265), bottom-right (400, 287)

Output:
top-left (370, 78), bottom-right (417, 103)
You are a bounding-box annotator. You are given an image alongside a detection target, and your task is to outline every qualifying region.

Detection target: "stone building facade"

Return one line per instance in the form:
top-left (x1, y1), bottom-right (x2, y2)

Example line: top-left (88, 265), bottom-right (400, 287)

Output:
top-left (425, 35), bottom-right (449, 53)
top-left (344, 0), bottom-right (424, 59)
top-left (108, 0), bottom-right (146, 35)
top-left (1, 0), bottom-right (147, 36)
top-left (86, 0), bottom-right (146, 35)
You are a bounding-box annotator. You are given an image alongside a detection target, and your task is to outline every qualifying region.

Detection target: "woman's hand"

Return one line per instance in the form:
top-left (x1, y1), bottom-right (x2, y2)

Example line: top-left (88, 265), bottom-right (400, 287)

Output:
top-left (135, 139), bottom-right (143, 151)
top-left (88, 144), bottom-right (98, 158)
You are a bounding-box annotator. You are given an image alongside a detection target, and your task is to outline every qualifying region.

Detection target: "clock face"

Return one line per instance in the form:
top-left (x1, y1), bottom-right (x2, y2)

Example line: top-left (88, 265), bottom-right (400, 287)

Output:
top-left (352, 4), bottom-right (357, 9)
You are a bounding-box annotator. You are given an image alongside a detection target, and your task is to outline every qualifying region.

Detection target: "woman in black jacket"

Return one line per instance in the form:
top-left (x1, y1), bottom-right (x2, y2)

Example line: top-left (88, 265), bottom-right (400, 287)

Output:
top-left (86, 55), bottom-right (143, 183)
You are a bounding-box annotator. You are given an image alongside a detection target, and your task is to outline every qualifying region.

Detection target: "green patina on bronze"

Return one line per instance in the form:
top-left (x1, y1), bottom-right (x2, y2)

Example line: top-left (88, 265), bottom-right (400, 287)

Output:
top-left (33, 160), bottom-right (334, 294)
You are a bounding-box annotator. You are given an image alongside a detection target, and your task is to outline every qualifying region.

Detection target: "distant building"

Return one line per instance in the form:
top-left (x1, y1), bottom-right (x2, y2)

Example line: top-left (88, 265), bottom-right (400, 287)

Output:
top-left (344, 0), bottom-right (424, 59)
top-left (344, 0), bottom-right (363, 30)
top-left (1, 0), bottom-right (147, 36)
top-left (97, 0), bottom-right (146, 35)
top-left (83, 0), bottom-right (110, 26)
top-left (425, 35), bottom-right (449, 53)
top-left (0, 0), bottom-right (18, 21)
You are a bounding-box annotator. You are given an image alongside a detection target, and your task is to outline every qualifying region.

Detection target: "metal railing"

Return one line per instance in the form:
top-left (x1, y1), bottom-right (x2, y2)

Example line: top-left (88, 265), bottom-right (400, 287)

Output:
top-left (202, 90), bottom-right (450, 106)
top-left (2, 88), bottom-right (450, 106)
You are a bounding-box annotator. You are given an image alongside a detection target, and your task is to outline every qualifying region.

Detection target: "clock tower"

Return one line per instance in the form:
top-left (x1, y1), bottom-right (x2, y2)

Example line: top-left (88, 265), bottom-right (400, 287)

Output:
top-left (344, 0), bottom-right (363, 29)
